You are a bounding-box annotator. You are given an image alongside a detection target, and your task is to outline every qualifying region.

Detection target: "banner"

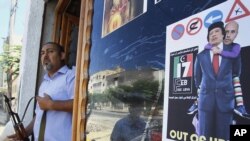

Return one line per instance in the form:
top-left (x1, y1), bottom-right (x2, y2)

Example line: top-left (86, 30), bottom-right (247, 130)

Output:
top-left (163, 0), bottom-right (250, 140)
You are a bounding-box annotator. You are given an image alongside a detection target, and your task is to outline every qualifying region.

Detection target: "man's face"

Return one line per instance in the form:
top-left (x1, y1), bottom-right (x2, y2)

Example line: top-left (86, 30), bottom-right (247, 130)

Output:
top-left (129, 104), bottom-right (143, 119)
top-left (40, 44), bottom-right (64, 72)
top-left (224, 23), bottom-right (238, 45)
top-left (208, 27), bottom-right (224, 46)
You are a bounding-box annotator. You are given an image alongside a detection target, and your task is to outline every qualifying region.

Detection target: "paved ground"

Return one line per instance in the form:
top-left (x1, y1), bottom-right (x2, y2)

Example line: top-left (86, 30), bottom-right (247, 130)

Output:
top-left (0, 124), bottom-right (8, 141)
top-left (0, 111), bottom-right (8, 132)
top-left (0, 125), bottom-right (4, 134)
top-left (0, 121), bottom-right (14, 141)
top-left (0, 110), bottom-right (9, 141)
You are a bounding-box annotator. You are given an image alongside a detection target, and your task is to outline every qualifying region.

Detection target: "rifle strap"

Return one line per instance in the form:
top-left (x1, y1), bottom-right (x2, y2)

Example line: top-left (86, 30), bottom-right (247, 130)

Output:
top-left (38, 111), bottom-right (47, 141)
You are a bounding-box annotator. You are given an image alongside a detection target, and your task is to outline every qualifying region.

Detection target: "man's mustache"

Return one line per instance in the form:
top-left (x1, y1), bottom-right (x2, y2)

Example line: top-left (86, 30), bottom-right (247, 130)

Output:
top-left (43, 59), bottom-right (50, 63)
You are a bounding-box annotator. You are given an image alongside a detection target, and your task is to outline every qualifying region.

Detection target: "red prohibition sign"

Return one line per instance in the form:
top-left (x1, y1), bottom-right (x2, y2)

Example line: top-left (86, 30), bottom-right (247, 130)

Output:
top-left (186, 17), bottom-right (203, 35)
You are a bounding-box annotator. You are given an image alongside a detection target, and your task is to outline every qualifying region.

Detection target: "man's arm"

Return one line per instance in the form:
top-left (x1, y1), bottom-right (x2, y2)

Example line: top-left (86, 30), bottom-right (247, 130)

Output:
top-left (25, 116), bottom-right (36, 136)
top-left (232, 53), bottom-right (241, 77)
top-left (194, 55), bottom-right (202, 88)
top-left (110, 121), bottom-right (122, 141)
top-left (220, 43), bottom-right (241, 58)
top-left (204, 43), bottom-right (212, 50)
top-left (36, 94), bottom-right (73, 113)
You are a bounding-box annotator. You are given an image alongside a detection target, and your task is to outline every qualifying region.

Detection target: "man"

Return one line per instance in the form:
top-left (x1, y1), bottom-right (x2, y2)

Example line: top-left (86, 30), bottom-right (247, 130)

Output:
top-left (188, 21), bottom-right (248, 117)
top-left (111, 100), bottom-right (146, 141)
top-left (224, 21), bottom-right (239, 45)
top-left (8, 42), bottom-right (75, 141)
top-left (222, 21), bottom-right (248, 117)
top-left (194, 21), bottom-right (241, 140)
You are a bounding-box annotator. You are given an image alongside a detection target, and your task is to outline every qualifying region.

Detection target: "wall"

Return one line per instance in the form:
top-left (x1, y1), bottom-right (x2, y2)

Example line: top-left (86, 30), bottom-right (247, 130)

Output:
top-left (18, 0), bottom-right (57, 125)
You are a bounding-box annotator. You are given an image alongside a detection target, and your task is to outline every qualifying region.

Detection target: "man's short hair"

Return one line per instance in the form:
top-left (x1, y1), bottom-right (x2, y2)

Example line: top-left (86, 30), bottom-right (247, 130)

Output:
top-left (42, 42), bottom-right (64, 53)
top-left (207, 21), bottom-right (226, 41)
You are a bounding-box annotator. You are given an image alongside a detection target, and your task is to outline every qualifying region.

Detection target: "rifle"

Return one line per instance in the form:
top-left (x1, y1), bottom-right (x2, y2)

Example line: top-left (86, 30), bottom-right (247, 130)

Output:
top-left (3, 95), bottom-right (30, 141)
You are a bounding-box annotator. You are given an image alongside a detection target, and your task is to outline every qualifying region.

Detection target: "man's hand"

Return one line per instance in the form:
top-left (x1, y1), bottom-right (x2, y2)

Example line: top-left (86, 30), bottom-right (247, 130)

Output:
top-left (7, 133), bottom-right (21, 141)
top-left (36, 94), bottom-right (53, 110)
top-left (7, 132), bottom-right (28, 141)
top-left (211, 47), bottom-right (221, 54)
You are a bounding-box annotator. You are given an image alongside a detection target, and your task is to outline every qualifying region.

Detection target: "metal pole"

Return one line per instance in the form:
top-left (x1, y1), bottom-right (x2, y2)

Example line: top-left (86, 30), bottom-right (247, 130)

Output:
top-left (8, 0), bottom-right (17, 45)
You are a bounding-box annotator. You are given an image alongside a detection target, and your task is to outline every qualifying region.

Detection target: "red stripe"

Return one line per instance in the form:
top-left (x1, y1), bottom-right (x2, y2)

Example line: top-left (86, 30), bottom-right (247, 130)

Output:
top-left (186, 54), bottom-right (193, 77)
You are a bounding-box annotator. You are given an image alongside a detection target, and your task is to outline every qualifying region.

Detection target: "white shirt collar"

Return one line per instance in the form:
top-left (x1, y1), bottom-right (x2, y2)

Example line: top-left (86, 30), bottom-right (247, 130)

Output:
top-left (217, 42), bottom-right (223, 50)
top-left (209, 42), bottom-right (222, 65)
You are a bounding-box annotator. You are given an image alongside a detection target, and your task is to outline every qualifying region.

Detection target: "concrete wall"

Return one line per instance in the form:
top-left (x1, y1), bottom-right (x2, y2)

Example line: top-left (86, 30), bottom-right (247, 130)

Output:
top-left (37, 0), bottom-right (58, 87)
top-left (0, 1), bottom-right (59, 139)
top-left (0, 0), bottom-right (46, 139)
top-left (18, 0), bottom-right (58, 126)
top-left (18, 0), bottom-right (45, 126)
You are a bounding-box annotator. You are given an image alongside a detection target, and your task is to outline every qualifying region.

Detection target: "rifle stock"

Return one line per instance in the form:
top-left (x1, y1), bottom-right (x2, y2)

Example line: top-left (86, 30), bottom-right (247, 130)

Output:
top-left (3, 95), bottom-right (30, 141)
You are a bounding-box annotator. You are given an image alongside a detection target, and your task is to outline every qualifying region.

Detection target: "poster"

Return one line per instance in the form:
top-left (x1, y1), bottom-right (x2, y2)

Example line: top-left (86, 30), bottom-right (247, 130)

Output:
top-left (169, 47), bottom-right (198, 95)
top-left (102, 0), bottom-right (147, 37)
top-left (163, 0), bottom-right (250, 141)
